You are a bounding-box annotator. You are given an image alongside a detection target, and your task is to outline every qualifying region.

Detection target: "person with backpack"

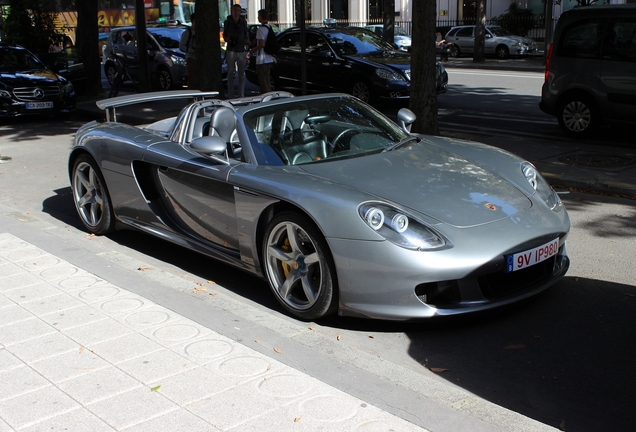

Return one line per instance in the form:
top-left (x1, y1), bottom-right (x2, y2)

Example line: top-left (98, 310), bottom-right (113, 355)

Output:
top-left (247, 9), bottom-right (275, 94)
top-left (223, 4), bottom-right (249, 98)
top-left (179, 13), bottom-right (196, 88)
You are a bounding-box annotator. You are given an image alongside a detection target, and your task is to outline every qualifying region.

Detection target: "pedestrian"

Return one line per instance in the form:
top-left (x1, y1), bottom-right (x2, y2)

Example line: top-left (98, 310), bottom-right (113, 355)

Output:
top-left (247, 9), bottom-right (274, 94)
top-left (179, 13), bottom-right (196, 88)
top-left (223, 4), bottom-right (249, 98)
top-left (436, 31), bottom-right (449, 62)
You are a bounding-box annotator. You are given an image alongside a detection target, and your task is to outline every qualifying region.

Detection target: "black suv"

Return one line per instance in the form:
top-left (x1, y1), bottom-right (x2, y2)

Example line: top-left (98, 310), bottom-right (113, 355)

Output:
top-left (1, 43), bottom-right (76, 118)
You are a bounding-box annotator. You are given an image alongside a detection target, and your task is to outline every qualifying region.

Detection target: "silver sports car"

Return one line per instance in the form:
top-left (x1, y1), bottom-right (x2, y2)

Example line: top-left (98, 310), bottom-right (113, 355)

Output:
top-left (69, 90), bottom-right (570, 321)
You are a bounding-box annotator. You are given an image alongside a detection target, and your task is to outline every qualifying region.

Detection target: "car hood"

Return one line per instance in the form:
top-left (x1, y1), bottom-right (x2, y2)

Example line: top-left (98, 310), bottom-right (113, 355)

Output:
top-left (0, 69), bottom-right (62, 87)
top-left (299, 139), bottom-right (532, 228)
top-left (497, 35), bottom-right (535, 45)
top-left (346, 50), bottom-right (411, 71)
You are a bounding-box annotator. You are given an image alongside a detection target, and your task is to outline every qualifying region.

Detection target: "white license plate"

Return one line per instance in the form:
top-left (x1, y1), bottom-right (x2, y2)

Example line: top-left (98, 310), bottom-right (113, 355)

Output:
top-left (505, 238), bottom-right (559, 273)
top-left (26, 101), bottom-right (53, 110)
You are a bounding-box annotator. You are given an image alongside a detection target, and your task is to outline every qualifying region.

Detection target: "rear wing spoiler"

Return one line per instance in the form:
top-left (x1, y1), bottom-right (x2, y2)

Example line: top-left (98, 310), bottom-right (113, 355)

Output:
top-left (96, 90), bottom-right (220, 122)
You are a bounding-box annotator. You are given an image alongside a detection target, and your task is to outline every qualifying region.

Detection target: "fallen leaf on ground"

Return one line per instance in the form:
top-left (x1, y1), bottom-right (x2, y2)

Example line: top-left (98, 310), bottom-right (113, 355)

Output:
top-left (273, 347), bottom-right (281, 354)
top-left (504, 344), bottom-right (526, 350)
top-left (430, 367), bottom-right (449, 373)
top-left (337, 335), bottom-right (342, 341)
top-left (207, 280), bottom-right (216, 284)
top-left (368, 335), bottom-right (375, 339)
top-left (151, 385), bottom-right (161, 392)
top-left (308, 327), bottom-right (315, 331)
top-left (138, 266), bottom-right (151, 271)
top-left (79, 347), bottom-right (85, 354)
top-left (209, 292), bottom-right (217, 296)
top-left (86, 233), bottom-right (95, 239)
top-left (193, 287), bottom-right (207, 293)
top-left (294, 417), bottom-right (301, 422)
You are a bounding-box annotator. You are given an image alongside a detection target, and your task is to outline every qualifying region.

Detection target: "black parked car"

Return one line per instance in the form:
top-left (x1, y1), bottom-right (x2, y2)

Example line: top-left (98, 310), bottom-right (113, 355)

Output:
top-left (0, 43), bottom-right (76, 118)
top-left (38, 46), bottom-right (86, 96)
top-left (246, 26), bottom-right (447, 103)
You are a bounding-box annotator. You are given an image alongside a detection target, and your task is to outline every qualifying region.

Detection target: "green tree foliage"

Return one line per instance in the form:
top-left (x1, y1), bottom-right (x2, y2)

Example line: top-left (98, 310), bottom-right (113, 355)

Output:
top-left (3, 0), bottom-right (65, 54)
top-left (492, 2), bottom-right (536, 37)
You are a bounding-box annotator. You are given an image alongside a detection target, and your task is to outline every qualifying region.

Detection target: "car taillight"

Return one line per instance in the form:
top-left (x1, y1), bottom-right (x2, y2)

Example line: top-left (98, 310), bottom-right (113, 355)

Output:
top-left (544, 43), bottom-right (553, 83)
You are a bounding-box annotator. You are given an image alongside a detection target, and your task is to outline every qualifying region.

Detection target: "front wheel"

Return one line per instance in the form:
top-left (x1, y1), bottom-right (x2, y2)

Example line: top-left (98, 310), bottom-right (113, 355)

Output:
top-left (496, 45), bottom-right (510, 59)
top-left (71, 155), bottom-right (115, 235)
top-left (105, 62), bottom-right (118, 85)
top-left (557, 93), bottom-right (599, 138)
top-left (351, 80), bottom-right (373, 104)
top-left (156, 67), bottom-right (173, 91)
top-left (263, 213), bottom-right (338, 320)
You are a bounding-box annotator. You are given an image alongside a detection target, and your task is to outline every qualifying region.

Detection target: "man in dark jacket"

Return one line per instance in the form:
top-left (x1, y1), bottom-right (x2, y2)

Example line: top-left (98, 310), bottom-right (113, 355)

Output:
top-left (223, 4), bottom-right (249, 98)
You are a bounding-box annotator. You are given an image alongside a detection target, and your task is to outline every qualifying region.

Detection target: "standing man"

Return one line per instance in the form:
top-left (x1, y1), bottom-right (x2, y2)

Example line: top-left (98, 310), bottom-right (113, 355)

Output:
top-left (179, 13), bottom-right (196, 88)
top-left (223, 4), bottom-right (249, 98)
top-left (248, 9), bottom-right (274, 94)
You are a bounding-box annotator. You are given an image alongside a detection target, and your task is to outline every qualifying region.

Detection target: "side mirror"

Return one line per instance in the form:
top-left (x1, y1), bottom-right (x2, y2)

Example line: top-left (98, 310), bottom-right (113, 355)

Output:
top-left (190, 136), bottom-right (228, 163)
top-left (397, 108), bottom-right (416, 133)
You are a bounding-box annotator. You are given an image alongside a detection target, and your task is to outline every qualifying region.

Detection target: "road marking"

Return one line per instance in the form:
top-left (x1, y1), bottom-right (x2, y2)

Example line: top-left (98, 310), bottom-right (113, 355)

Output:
top-left (448, 70), bottom-right (543, 79)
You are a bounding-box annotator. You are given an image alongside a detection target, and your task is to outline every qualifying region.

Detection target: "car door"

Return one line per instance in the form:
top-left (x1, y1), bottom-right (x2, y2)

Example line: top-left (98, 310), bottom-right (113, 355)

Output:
top-left (598, 17), bottom-right (636, 123)
top-left (113, 29), bottom-right (140, 80)
top-left (141, 141), bottom-right (241, 254)
top-left (483, 28), bottom-right (497, 55)
top-left (273, 31), bottom-right (304, 90)
top-left (305, 33), bottom-right (345, 93)
top-left (451, 26), bottom-right (475, 55)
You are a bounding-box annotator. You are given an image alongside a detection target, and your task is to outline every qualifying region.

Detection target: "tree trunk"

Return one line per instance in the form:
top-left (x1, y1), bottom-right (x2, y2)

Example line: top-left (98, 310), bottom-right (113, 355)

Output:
top-left (473, 0), bottom-right (487, 63)
top-left (76, 1), bottom-right (102, 97)
top-left (195, 0), bottom-right (223, 94)
top-left (409, 0), bottom-right (438, 135)
top-left (382, 0), bottom-right (395, 44)
top-left (135, 0), bottom-right (150, 92)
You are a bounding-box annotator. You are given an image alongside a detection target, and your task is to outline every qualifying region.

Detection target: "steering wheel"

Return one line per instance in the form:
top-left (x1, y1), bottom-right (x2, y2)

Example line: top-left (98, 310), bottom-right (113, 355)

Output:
top-left (331, 128), bottom-right (360, 152)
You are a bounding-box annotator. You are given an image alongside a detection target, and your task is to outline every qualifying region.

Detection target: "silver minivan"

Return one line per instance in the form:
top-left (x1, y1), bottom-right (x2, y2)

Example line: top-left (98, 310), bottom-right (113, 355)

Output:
top-left (540, 5), bottom-right (636, 137)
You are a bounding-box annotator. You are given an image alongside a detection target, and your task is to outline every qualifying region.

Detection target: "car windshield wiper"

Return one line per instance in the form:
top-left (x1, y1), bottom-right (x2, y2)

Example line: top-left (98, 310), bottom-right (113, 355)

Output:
top-left (383, 135), bottom-right (421, 152)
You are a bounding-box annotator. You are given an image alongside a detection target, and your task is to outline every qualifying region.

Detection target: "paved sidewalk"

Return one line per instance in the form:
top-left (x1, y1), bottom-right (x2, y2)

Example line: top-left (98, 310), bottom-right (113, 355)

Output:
top-left (0, 232), bottom-right (427, 432)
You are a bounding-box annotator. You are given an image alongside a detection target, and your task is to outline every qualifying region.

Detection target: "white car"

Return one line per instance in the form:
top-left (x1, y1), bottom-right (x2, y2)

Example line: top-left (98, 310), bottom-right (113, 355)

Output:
top-left (364, 25), bottom-right (412, 52)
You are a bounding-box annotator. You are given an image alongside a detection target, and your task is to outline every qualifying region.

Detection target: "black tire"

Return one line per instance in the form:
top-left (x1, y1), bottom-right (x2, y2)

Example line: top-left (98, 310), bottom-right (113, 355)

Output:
top-left (105, 62), bottom-right (118, 86)
top-left (496, 45), bottom-right (510, 59)
top-left (351, 79), bottom-right (373, 104)
top-left (263, 212), bottom-right (338, 320)
top-left (71, 155), bottom-right (116, 235)
top-left (156, 67), bottom-right (173, 91)
top-left (557, 93), bottom-right (600, 138)
top-left (449, 44), bottom-right (460, 58)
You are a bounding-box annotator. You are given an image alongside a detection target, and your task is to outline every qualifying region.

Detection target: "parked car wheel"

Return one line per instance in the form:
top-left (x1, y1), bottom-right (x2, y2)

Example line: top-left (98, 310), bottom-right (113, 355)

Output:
top-left (557, 93), bottom-right (600, 138)
top-left (496, 44), bottom-right (510, 59)
top-left (351, 79), bottom-right (373, 103)
top-left (71, 155), bottom-right (115, 235)
top-left (156, 67), bottom-right (173, 90)
top-left (263, 212), bottom-right (338, 320)
top-left (105, 62), bottom-right (118, 86)
top-left (449, 44), bottom-right (460, 58)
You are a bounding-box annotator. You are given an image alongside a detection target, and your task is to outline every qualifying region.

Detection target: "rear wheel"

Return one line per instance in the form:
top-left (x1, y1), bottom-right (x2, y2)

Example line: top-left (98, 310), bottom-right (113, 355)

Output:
top-left (263, 212), bottom-right (338, 320)
top-left (557, 93), bottom-right (600, 138)
top-left (71, 155), bottom-right (115, 235)
top-left (496, 45), bottom-right (510, 59)
top-left (449, 44), bottom-right (460, 58)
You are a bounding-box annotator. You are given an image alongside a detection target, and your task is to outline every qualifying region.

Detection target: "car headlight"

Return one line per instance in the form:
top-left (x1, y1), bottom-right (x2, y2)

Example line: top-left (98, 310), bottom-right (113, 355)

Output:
top-left (376, 68), bottom-right (406, 82)
top-left (0, 89), bottom-right (11, 98)
top-left (521, 162), bottom-right (561, 210)
top-left (62, 82), bottom-right (74, 95)
top-left (359, 202), bottom-right (446, 250)
top-left (172, 55), bottom-right (186, 66)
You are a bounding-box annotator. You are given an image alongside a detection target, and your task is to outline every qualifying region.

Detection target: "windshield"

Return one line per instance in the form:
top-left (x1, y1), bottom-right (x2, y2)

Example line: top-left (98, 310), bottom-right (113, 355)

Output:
top-left (488, 26), bottom-right (514, 37)
top-left (148, 28), bottom-right (186, 49)
top-left (0, 47), bottom-right (45, 73)
top-left (243, 95), bottom-right (409, 166)
top-left (326, 29), bottom-right (396, 55)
